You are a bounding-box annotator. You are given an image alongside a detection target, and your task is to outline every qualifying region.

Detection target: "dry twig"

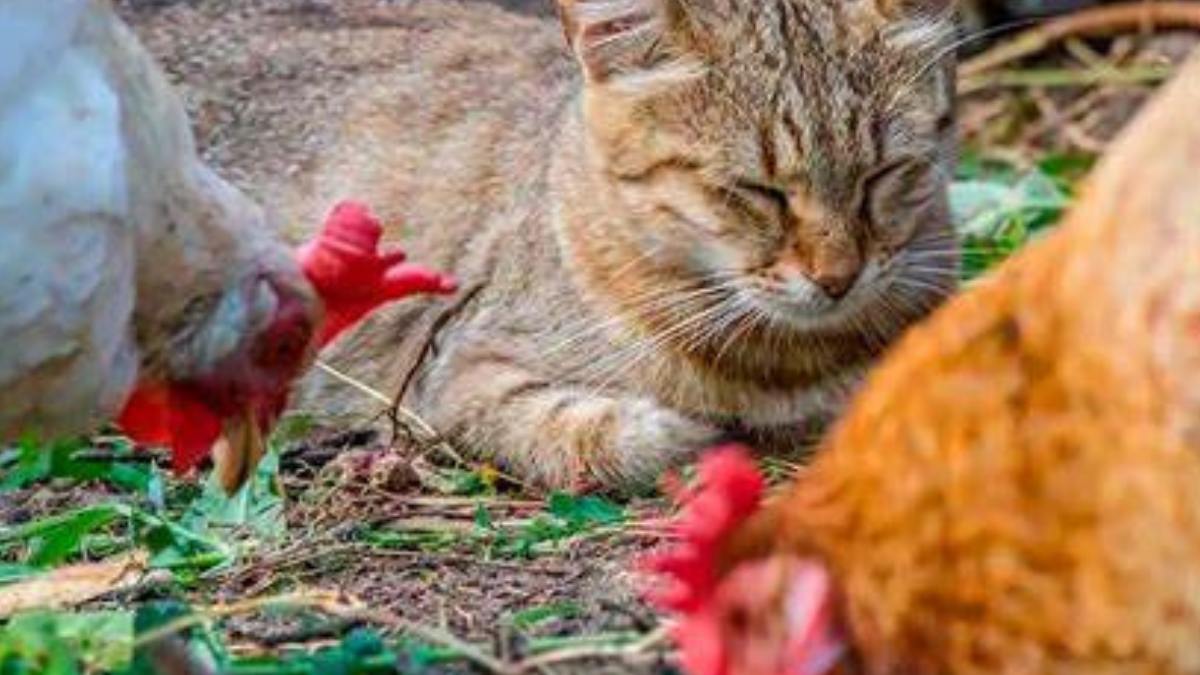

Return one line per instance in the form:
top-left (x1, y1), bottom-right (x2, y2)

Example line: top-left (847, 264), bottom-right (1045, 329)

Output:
top-left (513, 626), bottom-right (671, 674)
top-left (960, 1), bottom-right (1200, 77)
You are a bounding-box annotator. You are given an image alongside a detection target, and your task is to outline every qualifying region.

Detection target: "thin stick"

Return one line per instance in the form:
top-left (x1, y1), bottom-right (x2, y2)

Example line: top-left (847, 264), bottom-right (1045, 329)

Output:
top-left (313, 360), bottom-right (391, 406)
top-left (133, 590), bottom-right (513, 675)
top-left (513, 626), bottom-right (671, 673)
top-left (313, 359), bottom-right (473, 469)
top-left (312, 359), bottom-right (440, 441)
top-left (960, 63), bottom-right (1174, 94)
top-left (960, 1), bottom-right (1200, 77)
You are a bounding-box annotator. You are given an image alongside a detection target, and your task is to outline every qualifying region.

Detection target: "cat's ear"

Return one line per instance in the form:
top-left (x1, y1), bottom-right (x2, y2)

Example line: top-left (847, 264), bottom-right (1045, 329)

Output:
top-left (555, 0), bottom-right (682, 82)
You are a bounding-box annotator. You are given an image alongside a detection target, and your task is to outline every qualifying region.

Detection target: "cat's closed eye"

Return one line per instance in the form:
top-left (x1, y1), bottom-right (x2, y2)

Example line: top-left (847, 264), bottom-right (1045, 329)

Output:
top-left (864, 159), bottom-right (941, 247)
top-left (727, 180), bottom-right (788, 220)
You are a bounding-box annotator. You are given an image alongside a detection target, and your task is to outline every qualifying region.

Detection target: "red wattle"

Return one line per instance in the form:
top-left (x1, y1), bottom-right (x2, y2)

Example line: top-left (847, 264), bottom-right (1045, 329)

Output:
top-left (117, 385), bottom-right (222, 474)
top-left (645, 446), bottom-right (766, 612)
top-left (643, 448), bottom-right (845, 675)
top-left (642, 447), bottom-right (765, 675)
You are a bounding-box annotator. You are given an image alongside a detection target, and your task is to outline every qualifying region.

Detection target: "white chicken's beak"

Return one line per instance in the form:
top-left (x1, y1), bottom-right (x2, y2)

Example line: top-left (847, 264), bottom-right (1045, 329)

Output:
top-left (211, 407), bottom-right (266, 495)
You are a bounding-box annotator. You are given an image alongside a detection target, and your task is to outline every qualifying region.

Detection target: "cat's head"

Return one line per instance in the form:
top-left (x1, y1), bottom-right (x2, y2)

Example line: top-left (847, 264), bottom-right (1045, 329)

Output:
top-left (558, 0), bottom-right (958, 345)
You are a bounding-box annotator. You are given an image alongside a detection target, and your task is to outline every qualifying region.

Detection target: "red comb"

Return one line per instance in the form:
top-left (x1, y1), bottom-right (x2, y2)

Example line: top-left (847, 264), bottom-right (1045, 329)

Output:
top-left (643, 446), bottom-right (765, 675)
top-left (645, 449), bottom-right (845, 675)
top-left (298, 201), bottom-right (457, 346)
top-left (646, 445), bottom-right (766, 614)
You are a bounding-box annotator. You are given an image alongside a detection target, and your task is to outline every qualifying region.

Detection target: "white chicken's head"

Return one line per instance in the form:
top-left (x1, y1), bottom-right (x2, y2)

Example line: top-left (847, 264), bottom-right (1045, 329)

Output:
top-left (95, 7), bottom-right (454, 492)
top-left (117, 168), bottom-right (323, 493)
top-left (93, 8), bottom-right (326, 493)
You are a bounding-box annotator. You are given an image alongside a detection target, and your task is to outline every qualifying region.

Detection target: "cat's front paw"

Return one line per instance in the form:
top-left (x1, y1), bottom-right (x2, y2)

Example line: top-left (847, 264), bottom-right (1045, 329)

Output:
top-left (598, 399), bottom-right (725, 494)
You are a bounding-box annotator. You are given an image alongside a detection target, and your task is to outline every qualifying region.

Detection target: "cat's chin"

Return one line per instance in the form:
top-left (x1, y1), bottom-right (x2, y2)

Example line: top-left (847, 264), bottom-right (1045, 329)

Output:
top-left (753, 295), bottom-right (873, 334)
top-left (748, 275), bottom-right (916, 338)
top-left (744, 256), bottom-right (953, 340)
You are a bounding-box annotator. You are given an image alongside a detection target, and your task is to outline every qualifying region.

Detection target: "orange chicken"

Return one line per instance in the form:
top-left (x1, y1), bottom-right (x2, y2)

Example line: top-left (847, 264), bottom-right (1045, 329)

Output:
top-left (650, 53), bottom-right (1200, 675)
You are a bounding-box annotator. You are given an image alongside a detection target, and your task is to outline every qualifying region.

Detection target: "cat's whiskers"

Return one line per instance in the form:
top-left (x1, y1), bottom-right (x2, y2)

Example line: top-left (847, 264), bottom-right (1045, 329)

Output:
top-left (895, 261), bottom-right (959, 288)
top-left (559, 282), bottom-right (730, 371)
top-left (572, 272), bottom-right (751, 389)
top-left (892, 277), bottom-right (958, 309)
top-left (901, 251), bottom-right (963, 271)
top-left (858, 292), bottom-right (894, 352)
top-left (886, 17), bottom-right (1048, 116)
top-left (539, 206), bottom-right (743, 360)
top-left (870, 295), bottom-right (914, 348)
top-left (905, 249), bottom-right (962, 260)
top-left (898, 281), bottom-right (945, 327)
top-left (911, 229), bottom-right (960, 244)
top-left (540, 277), bottom-right (718, 358)
top-left (575, 293), bottom-right (738, 395)
top-left (683, 291), bottom-right (750, 359)
top-left (711, 295), bottom-right (769, 371)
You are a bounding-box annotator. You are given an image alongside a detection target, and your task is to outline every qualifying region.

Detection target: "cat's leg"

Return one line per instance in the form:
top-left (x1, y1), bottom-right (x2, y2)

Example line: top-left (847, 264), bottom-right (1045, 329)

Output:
top-left (412, 344), bottom-right (724, 493)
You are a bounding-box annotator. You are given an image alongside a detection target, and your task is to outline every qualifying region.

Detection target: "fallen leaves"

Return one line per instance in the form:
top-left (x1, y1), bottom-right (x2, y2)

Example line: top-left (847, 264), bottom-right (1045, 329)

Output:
top-left (0, 552), bottom-right (146, 619)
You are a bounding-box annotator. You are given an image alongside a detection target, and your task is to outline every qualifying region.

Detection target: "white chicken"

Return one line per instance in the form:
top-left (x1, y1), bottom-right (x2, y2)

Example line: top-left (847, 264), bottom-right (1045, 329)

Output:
top-left (0, 0), bottom-right (454, 490)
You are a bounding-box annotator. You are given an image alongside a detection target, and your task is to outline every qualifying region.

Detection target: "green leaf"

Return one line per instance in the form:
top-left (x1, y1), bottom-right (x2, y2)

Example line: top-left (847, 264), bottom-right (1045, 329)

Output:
top-left (0, 614), bottom-right (83, 675)
top-left (0, 437), bottom-right (54, 492)
top-left (951, 156), bottom-right (1078, 281)
top-left (340, 629), bottom-right (386, 659)
top-left (1036, 153), bottom-right (1096, 187)
top-left (509, 602), bottom-right (583, 631)
top-left (0, 437), bottom-right (159, 496)
top-left (214, 630), bottom-right (402, 674)
top-left (125, 602), bottom-right (228, 675)
top-left (0, 504), bottom-right (131, 568)
top-left (422, 467), bottom-right (495, 497)
top-left (472, 504), bottom-right (494, 531)
top-left (183, 447), bottom-right (286, 542)
top-left (0, 611), bottom-right (134, 674)
top-left (546, 493), bottom-right (624, 529)
top-left (0, 501), bottom-right (229, 576)
top-left (359, 527), bottom-right (459, 553)
top-left (0, 563), bottom-right (38, 586)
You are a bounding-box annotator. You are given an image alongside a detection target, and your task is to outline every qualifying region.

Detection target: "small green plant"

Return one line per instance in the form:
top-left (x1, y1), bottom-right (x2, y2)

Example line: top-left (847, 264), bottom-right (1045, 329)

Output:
top-left (951, 152), bottom-right (1093, 280)
top-left (361, 492), bottom-right (627, 560)
top-left (0, 611), bottom-right (133, 675)
top-left (1, 437), bottom-right (163, 500)
top-left (182, 447), bottom-right (287, 543)
top-left (508, 602), bottom-right (583, 631)
top-left (0, 502), bottom-right (231, 576)
top-left (478, 492), bottom-right (626, 558)
top-left (0, 430), bottom-right (296, 587)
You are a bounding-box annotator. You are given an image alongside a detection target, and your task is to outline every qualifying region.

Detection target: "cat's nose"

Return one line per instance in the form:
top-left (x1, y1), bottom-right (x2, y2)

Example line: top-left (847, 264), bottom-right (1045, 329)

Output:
top-left (788, 220), bottom-right (862, 300)
top-left (811, 264), bottom-right (860, 299)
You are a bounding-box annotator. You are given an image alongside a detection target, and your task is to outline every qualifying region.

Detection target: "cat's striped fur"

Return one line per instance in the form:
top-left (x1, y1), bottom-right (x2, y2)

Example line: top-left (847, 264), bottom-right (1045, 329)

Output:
top-left (284, 0), bottom-right (960, 491)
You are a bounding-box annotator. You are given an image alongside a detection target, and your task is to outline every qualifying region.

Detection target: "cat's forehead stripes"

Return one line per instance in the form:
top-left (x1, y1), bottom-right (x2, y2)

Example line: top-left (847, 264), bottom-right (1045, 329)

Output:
top-left (699, 0), bottom-right (953, 195)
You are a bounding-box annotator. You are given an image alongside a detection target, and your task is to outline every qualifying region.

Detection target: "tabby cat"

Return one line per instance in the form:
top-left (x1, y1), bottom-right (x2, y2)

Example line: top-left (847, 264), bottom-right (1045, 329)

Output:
top-left (285, 0), bottom-right (960, 492)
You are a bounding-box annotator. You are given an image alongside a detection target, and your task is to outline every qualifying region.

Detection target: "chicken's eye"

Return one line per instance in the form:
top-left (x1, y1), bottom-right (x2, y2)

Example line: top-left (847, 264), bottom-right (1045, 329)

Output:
top-left (254, 309), bottom-right (314, 372)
